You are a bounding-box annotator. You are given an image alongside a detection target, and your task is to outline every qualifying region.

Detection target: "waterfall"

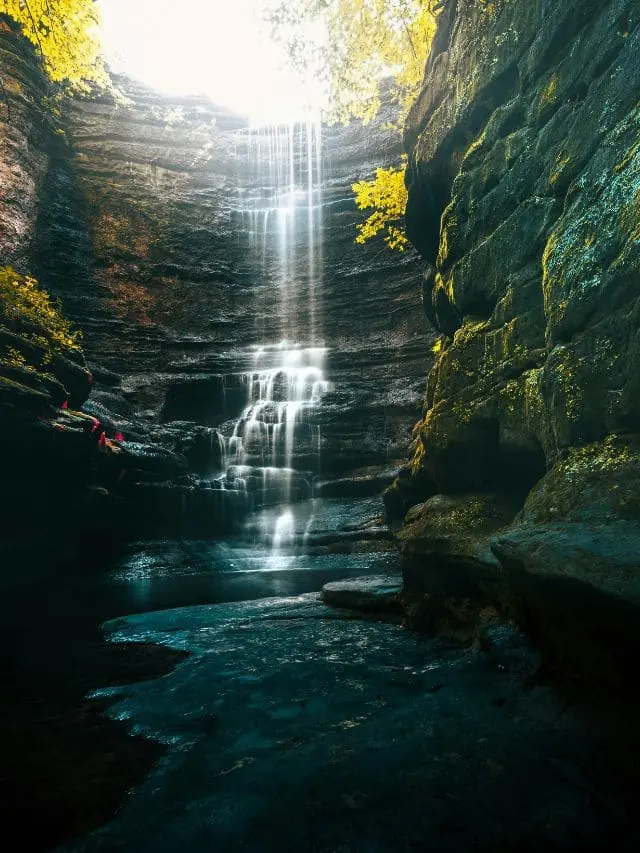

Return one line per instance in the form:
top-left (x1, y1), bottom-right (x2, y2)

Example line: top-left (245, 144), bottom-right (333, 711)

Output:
top-left (221, 342), bottom-right (331, 526)
top-left (234, 119), bottom-right (324, 344)
top-left (221, 119), bottom-right (330, 564)
top-left (223, 343), bottom-right (330, 498)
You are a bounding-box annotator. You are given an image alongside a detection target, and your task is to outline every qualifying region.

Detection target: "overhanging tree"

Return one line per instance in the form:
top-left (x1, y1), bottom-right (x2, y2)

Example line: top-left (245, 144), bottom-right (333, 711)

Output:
top-left (0, 0), bottom-right (107, 89)
top-left (268, 0), bottom-right (440, 250)
top-left (267, 0), bottom-right (438, 125)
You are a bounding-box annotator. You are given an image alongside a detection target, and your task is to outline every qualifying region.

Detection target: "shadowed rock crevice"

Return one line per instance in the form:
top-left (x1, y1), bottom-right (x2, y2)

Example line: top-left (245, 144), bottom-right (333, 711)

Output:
top-left (406, 63), bottom-right (521, 264)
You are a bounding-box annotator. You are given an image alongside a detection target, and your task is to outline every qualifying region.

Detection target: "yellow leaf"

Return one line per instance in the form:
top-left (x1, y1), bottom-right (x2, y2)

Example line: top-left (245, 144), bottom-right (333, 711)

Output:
top-left (352, 160), bottom-right (408, 251)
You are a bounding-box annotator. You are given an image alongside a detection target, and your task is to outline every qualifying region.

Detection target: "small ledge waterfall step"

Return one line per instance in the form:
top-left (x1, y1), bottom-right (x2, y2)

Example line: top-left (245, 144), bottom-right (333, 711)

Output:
top-left (217, 342), bottom-right (333, 563)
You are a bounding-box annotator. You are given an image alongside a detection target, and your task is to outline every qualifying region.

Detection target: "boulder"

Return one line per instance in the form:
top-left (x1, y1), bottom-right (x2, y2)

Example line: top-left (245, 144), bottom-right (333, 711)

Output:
top-left (489, 437), bottom-right (640, 681)
top-left (321, 574), bottom-right (403, 613)
top-left (397, 492), bottom-right (520, 563)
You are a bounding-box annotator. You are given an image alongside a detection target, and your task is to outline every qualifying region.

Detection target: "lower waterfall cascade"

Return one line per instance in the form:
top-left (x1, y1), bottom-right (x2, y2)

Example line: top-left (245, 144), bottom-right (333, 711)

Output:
top-left (218, 342), bottom-right (332, 564)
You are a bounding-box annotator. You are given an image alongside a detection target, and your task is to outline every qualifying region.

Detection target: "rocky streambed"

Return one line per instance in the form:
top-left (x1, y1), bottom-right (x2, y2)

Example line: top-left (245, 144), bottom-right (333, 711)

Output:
top-left (60, 590), bottom-right (639, 853)
top-left (4, 496), bottom-right (640, 853)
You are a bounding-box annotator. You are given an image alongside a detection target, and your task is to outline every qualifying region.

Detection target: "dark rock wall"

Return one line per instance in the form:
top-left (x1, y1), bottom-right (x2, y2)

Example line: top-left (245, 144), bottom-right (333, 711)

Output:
top-left (0, 23), bottom-right (102, 557)
top-left (45, 79), bottom-right (430, 477)
top-left (0, 19), bottom-right (52, 271)
top-left (405, 0), bottom-right (640, 485)
top-left (394, 0), bottom-right (640, 677)
top-left (37, 76), bottom-right (247, 385)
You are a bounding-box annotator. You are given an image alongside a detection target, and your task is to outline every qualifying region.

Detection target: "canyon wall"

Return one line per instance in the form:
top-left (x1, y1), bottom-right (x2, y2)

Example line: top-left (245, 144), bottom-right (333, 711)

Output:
top-left (0, 20), bottom-right (110, 562)
top-left (393, 0), bottom-right (640, 675)
top-left (1, 16), bottom-right (431, 548)
top-left (47, 76), bottom-right (430, 481)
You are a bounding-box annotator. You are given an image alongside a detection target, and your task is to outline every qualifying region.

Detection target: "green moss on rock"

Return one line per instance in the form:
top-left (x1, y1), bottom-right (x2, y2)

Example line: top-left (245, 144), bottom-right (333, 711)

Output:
top-left (0, 267), bottom-right (82, 362)
top-left (522, 436), bottom-right (640, 525)
top-left (0, 267), bottom-right (91, 407)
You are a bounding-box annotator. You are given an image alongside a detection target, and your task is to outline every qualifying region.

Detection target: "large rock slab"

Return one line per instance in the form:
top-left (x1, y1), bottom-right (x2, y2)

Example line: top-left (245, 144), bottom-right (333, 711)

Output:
top-left (321, 574), bottom-right (403, 612)
top-left (493, 521), bottom-right (640, 606)
top-left (487, 437), bottom-right (640, 679)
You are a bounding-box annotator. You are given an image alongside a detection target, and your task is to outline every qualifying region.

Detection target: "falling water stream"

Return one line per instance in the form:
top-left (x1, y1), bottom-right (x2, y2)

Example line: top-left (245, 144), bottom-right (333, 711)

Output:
top-left (220, 119), bottom-right (330, 564)
top-left (236, 120), bottom-right (324, 342)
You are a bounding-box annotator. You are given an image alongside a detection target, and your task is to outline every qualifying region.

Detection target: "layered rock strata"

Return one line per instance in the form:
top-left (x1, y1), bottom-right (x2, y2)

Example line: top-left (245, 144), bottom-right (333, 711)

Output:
top-left (1, 18), bottom-right (431, 543)
top-left (392, 0), bottom-right (640, 680)
top-left (50, 78), bottom-right (429, 484)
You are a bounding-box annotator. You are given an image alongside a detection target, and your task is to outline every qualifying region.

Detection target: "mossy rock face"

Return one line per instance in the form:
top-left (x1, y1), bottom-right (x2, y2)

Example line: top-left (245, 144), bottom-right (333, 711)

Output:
top-left (521, 436), bottom-right (640, 525)
top-left (395, 0), bottom-right (640, 674)
top-left (0, 269), bottom-right (91, 407)
top-left (0, 374), bottom-right (52, 415)
top-left (0, 269), bottom-right (112, 542)
top-left (487, 437), bottom-right (640, 681)
top-left (395, 493), bottom-right (520, 646)
top-left (0, 360), bottom-right (68, 405)
top-left (397, 492), bottom-right (519, 564)
top-left (494, 434), bottom-right (640, 606)
top-left (383, 465), bottom-right (436, 522)
top-left (396, 0), bottom-right (640, 515)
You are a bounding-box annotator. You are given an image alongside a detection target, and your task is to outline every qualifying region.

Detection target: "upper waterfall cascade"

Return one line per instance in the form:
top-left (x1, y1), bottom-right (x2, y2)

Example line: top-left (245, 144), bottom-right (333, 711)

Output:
top-left (234, 119), bottom-right (324, 344)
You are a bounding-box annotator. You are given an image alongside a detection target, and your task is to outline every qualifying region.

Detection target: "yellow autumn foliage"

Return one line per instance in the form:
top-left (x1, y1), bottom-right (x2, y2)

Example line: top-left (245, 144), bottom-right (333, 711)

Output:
top-left (352, 161), bottom-right (408, 250)
top-left (0, 0), bottom-right (107, 90)
top-left (268, 2), bottom-right (435, 250)
top-left (267, 0), bottom-right (437, 125)
top-left (0, 266), bottom-right (82, 360)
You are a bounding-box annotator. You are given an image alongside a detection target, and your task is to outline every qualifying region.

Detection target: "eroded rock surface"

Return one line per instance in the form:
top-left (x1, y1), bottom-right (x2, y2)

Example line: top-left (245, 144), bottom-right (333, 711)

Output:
top-left (321, 573), bottom-right (403, 612)
top-left (38, 76), bottom-right (431, 480)
top-left (391, 0), bottom-right (640, 673)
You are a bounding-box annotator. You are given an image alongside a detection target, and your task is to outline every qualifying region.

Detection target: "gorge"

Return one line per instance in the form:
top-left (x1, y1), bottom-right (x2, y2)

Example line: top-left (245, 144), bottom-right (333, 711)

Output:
top-left (1, 1), bottom-right (640, 851)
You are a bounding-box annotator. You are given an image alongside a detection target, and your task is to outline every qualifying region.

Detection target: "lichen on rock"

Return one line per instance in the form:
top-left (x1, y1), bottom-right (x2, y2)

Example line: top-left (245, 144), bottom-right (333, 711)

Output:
top-left (391, 0), bottom-right (640, 676)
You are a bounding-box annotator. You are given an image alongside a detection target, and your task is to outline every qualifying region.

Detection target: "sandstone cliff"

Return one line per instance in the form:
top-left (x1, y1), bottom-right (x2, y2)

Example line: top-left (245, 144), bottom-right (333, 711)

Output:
top-left (392, 0), bottom-right (640, 677)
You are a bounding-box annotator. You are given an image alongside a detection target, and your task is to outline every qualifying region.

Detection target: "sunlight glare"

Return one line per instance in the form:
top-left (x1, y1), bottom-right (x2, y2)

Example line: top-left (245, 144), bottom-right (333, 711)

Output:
top-left (98, 0), bottom-right (326, 124)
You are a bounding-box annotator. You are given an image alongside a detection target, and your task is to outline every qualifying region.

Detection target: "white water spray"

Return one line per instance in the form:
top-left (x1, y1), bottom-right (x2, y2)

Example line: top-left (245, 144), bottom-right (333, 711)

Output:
top-left (223, 343), bottom-right (330, 502)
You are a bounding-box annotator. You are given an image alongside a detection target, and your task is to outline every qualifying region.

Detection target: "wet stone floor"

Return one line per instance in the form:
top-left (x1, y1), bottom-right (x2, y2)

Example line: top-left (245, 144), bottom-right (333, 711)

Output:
top-left (3, 497), bottom-right (639, 852)
top-left (62, 595), bottom-right (638, 853)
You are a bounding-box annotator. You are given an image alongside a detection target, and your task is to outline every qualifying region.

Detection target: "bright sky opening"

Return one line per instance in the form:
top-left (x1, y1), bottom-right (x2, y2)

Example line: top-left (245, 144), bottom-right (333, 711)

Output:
top-left (98, 0), bottom-right (327, 124)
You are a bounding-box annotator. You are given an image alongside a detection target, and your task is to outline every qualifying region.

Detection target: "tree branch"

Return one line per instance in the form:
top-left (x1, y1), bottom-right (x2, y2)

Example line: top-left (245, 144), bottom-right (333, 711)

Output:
top-left (23, 1), bottom-right (44, 56)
